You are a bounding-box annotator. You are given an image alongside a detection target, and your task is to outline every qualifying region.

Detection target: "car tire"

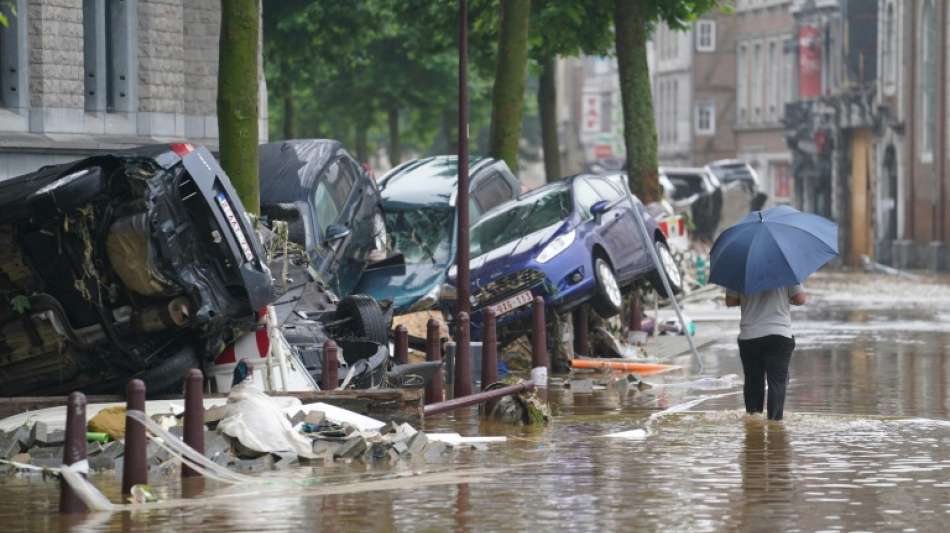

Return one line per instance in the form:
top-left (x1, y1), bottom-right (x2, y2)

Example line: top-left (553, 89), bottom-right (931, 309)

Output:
top-left (333, 295), bottom-right (389, 345)
top-left (137, 344), bottom-right (201, 396)
top-left (649, 241), bottom-right (683, 298)
top-left (591, 256), bottom-right (623, 318)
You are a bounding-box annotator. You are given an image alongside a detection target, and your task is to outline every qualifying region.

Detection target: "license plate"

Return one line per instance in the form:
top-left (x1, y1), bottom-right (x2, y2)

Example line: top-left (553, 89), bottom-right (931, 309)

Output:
top-left (489, 290), bottom-right (534, 317)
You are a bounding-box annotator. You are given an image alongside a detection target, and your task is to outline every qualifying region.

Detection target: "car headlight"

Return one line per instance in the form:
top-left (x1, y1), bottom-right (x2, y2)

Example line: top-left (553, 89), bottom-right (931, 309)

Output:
top-left (447, 264), bottom-right (457, 280)
top-left (536, 229), bottom-right (576, 264)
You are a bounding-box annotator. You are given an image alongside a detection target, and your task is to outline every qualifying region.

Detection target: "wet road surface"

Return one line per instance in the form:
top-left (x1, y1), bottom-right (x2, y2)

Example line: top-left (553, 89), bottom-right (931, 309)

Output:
top-left (1, 272), bottom-right (949, 532)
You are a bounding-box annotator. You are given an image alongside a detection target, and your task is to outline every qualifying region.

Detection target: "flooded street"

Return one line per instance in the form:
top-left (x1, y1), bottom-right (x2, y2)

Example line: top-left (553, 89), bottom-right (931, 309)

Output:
top-left (2, 272), bottom-right (950, 532)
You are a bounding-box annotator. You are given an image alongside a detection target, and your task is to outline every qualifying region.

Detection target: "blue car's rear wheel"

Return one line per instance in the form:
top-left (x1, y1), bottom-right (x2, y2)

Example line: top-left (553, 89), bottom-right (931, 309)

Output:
top-left (650, 241), bottom-right (683, 298)
top-left (592, 257), bottom-right (623, 318)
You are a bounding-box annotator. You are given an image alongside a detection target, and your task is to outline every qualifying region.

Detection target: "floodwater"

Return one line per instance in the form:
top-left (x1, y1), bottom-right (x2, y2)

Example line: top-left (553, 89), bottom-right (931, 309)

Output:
top-left (2, 273), bottom-right (950, 532)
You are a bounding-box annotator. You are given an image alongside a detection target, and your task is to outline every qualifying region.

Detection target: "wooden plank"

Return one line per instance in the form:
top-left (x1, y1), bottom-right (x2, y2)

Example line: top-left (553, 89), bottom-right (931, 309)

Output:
top-left (0, 388), bottom-right (423, 425)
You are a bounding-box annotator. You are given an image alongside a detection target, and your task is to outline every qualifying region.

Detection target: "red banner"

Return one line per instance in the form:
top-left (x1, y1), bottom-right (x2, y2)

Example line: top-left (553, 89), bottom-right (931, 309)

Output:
top-left (799, 26), bottom-right (821, 98)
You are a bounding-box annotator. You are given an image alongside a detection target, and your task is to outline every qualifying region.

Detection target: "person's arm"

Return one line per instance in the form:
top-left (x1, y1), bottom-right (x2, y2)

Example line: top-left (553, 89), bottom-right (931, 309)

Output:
top-left (725, 290), bottom-right (740, 307)
top-left (789, 284), bottom-right (806, 306)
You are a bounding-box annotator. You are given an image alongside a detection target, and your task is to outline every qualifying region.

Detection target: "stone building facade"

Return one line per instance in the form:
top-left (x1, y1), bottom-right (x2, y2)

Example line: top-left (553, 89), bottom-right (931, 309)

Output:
top-left (0, 0), bottom-right (265, 180)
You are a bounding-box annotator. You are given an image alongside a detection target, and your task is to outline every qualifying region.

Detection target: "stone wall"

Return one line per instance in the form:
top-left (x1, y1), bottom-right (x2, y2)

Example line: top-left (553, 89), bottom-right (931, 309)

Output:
top-left (137, 0), bottom-right (184, 115)
top-left (27, 0), bottom-right (84, 110)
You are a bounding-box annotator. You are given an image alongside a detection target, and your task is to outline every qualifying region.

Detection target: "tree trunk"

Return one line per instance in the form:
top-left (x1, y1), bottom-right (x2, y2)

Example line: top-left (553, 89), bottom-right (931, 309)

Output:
top-left (355, 121), bottom-right (369, 164)
top-left (538, 55), bottom-right (560, 183)
top-left (442, 108), bottom-right (458, 154)
top-left (614, 0), bottom-right (660, 203)
top-left (488, 0), bottom-right (531, 174)
top-left (282, 93), bottom-right (295, 140)
top-left (388, 106), bottom-right (401, 166)
top-left (218, 0), bottom-right (260, 214)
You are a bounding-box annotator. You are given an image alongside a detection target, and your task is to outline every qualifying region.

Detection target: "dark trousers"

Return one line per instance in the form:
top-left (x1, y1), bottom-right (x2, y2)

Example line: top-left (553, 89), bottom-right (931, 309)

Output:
top-left (738, 335), bottom-right (795, 420)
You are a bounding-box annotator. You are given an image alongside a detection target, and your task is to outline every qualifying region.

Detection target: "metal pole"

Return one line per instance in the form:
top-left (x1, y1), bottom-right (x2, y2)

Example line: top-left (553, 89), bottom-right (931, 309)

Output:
top-left (183, 369), bottom-right (204, 478)
top-left (59, 392), bottom-right (87, 514)
top-left (531, 296), bottom-right (549, 387)
top-left (622, 182), bottom-right (704, 372)
top-left (456, 0), bottom-right (470, 317)
top-left (572, 306), bottom-right (589, 356)
top-left (395, 325), bottom-right (409, 365)
top-left (122, 379), bottom-right (147, 495)
top-left (322, 340), bottom-right (338, 391)
top-left (425, 319), bottom-right (444, 404)
top-left (424, 381), bottom-right (535, 416)
top-left (454, 312), bottom-right (473, 398)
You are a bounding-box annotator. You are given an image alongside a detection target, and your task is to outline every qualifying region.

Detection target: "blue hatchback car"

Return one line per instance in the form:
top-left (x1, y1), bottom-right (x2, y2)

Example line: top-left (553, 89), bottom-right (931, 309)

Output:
top-left (446, 172), bottom-right (682, 337)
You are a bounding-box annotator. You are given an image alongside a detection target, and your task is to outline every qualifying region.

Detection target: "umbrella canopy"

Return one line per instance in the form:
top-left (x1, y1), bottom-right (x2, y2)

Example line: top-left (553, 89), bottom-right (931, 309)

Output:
top-left (709, 205), bottom-right (838, 294)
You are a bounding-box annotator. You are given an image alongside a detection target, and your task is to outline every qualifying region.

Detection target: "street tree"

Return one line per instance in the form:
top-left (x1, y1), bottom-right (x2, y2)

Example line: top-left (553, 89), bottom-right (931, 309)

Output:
top-left (614, 0), bottom-right (720, 202)
top-left (488, 0), bottom-right (531, 175)
top-left (531, 1), bottom-right (613, 182)
top-left (218, 0), bottom-right (261, 214)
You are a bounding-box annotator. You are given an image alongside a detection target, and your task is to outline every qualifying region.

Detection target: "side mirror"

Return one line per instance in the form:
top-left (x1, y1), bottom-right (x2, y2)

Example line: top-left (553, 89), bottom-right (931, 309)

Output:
top-left (590, 200), bottom-right (610, 216)
top-left (324, 224), bottom-right (351, 245)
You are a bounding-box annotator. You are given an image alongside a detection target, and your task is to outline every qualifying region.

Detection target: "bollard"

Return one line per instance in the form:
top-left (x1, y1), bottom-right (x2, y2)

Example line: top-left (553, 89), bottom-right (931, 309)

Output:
top-left (628, 291), bottom-right (642, 333)
top-left (122, 379), bottom-right (147, 495)
top-left (322, 339), bottom-right (338, 391)
top-left (572, 305), bottom-right (589, 357)
top-left (453, 312), bottom-right (473, 398)
top-left (183, 369), bottom-right (204, 478)
top-left (531, 296), bottom-right (549, 374)
top-left (481, 308), bottom-right (498, 415)
top-left (395, 325), bottom-right (409, 365)
top-left (59, 392), bottom-right (88, 514)
top-left (425, 319), bottom-right (444, 404)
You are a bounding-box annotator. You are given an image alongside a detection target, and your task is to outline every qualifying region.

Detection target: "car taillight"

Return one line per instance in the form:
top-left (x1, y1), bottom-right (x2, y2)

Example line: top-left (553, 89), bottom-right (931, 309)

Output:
top-left (170, 143), bottom-right (195, 156)
top-left (659, 220), bottom-right (670, 237)
top-left (678, 217), bottom-right (685, 235)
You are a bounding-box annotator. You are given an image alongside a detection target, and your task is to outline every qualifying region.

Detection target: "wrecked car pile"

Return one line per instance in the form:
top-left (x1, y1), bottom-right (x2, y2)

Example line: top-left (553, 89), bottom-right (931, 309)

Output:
top-left (0, 144), bottom-right (272, 396)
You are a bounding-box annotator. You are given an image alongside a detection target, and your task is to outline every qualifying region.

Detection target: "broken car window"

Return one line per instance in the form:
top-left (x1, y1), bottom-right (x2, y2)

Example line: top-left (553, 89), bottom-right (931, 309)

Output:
top-left (385, 207), bottom-right (454, 265)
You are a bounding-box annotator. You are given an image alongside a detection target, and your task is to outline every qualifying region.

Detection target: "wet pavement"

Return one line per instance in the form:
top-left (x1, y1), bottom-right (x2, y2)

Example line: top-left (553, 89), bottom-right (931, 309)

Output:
top-left (2, 272), bottom-right (950, 532)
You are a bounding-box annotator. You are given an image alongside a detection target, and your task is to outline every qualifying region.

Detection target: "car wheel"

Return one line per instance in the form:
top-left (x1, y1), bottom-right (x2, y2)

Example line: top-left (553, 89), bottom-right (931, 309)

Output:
top-left (333, 295), bottom-right (389, 345)
top-left (591, 256), bottom-right (623, 318)
top-left (649, 241), bottom-right (683, 298)
top-left (137, 344), bottom-right (201, 396)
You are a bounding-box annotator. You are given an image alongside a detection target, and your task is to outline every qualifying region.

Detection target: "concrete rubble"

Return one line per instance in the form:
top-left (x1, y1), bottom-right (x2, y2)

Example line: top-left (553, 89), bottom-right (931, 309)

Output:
top-left (0, 405), bottom-right (504, 477)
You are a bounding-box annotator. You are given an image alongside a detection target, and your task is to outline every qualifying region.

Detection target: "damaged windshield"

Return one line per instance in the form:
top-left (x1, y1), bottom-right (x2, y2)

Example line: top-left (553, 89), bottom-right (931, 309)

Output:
top-left (470, 187), bottom-right (572, 257)
top-left (386, 207), bottom-right (454, 265)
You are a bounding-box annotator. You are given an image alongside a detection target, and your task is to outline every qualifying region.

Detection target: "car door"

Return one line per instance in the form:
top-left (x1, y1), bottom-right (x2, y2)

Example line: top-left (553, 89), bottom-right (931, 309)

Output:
top-left (309, 156), bottom-right (359, 295)
top-left (587, 177), bottom-right (643, 277)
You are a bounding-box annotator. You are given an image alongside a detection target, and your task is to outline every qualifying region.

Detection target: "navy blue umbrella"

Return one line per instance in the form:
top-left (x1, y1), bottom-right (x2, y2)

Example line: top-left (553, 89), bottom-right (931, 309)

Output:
top-left (709, 205), bottom-right (838, 294)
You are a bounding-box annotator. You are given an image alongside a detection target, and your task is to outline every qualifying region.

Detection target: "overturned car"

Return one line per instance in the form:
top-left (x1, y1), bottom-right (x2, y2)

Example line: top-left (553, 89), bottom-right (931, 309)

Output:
top-left (0, 144), bottom-right (273, 396)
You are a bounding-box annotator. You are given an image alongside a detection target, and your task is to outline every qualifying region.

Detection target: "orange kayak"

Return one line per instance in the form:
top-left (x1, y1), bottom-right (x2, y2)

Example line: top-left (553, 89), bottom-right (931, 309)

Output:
top-left (571, 358), bottom-right (681, 375)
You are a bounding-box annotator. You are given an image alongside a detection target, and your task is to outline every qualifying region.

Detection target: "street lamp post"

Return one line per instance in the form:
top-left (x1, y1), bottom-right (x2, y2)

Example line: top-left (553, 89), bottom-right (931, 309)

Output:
top-left (457, 0), bottom-right (470, 318)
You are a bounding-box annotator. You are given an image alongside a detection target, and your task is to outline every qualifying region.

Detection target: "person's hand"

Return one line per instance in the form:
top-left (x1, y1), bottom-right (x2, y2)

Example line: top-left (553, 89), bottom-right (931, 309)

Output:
top-left (790, 291), bottom-right (806, 306)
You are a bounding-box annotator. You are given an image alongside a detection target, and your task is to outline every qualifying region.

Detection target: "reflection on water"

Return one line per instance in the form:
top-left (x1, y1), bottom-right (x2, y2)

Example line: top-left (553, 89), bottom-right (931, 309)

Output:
top-left (2, 295), bottom-right (950, 531)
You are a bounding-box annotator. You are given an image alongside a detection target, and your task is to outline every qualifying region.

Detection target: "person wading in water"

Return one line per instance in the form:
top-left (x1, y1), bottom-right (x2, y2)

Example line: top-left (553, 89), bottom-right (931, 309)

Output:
top-left (725, 285), bottom-right (806, 421)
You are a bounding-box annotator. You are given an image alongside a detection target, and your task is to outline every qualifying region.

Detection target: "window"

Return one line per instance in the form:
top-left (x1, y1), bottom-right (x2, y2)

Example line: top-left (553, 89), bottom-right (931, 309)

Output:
top-left (696, 103), bottom-right (715, 135)
top-left (737, 44), bottom-right (748, 123)
top-left (882, 2), bottom-right (897, 91)
top-left (574, 179), bottom-right (601, 219)
top-left (920, 0), bottom-right (936, 161)
top-left (670, 79), bottom-right (680, 143)
top-left (589, 178), bottom-right (623, 202)
top-left (312, 160), bottom-right (355, 235)
top-left (768, 41), bottom-right (780, 120)
top-left (0, 0), bottom-right (26, 110)
top-left (696, 20), bottom-right (716, 52)
top-left (84, 0), bottom-right (135, 113)
top-left (472, 174), bottom-right (514, 213)
top-left (752, 43), bottom-right (762, 121)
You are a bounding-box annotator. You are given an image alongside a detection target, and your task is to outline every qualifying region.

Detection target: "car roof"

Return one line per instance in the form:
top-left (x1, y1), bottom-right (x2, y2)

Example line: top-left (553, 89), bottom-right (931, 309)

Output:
top-left (378, 155), bottom-right (495, 208)
top-left (259, 139), bottom-right (342, 204)
top-left (706, 159), bottom-right (748, 167)
top-left (659, 166), bottom-right (709, 175)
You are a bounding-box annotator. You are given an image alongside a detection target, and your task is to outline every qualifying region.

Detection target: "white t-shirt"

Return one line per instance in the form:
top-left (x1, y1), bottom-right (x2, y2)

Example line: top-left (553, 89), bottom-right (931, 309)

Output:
top-left (726, 284), bottom-right (803, 340)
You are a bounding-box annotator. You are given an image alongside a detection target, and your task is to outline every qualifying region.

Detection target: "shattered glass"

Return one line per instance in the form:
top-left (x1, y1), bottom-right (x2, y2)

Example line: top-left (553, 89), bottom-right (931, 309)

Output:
top-left (385, 207), bottom-right (454, 265)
